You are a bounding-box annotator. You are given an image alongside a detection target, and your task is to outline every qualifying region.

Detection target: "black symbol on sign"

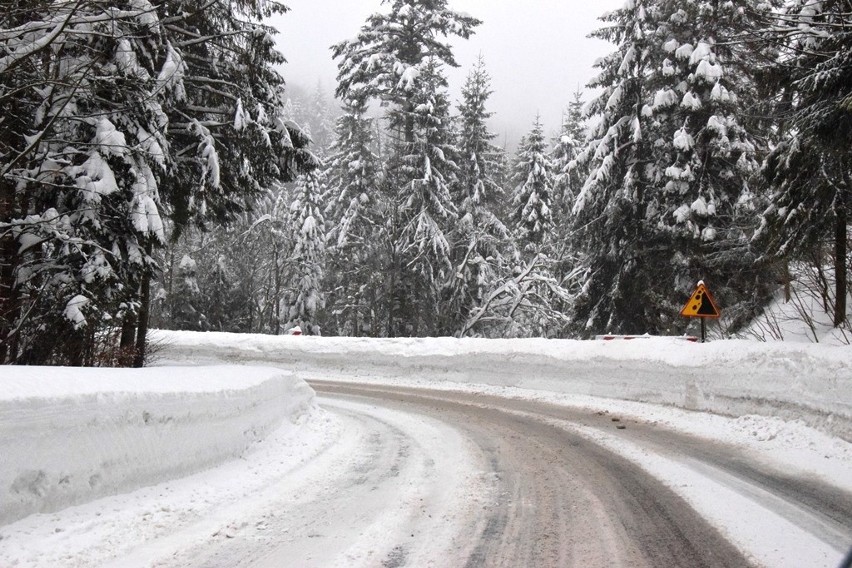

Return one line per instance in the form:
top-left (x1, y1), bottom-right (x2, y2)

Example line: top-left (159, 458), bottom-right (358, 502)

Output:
top-left (696, 291), bottom-right (717, 315)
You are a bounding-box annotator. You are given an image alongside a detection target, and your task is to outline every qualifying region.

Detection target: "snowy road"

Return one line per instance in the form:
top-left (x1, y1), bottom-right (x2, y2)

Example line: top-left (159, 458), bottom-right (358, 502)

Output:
top-left (147, 394), bottom-right (492, 568)
top-left (308, 381), bottom-right (852, 568)
top-left (2, 374), bottom-right (850, 567)
top-left (158, 380), bottom-right (851, 567)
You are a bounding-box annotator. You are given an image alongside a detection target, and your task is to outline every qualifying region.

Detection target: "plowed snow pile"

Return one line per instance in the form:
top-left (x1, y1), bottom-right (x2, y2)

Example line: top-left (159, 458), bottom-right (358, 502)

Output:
top-left (0, 366), bottom-right (315, 525)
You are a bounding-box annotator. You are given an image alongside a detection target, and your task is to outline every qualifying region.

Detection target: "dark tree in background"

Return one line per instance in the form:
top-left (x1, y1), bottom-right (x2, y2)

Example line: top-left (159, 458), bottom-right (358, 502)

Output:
top-left (0, 0), bottom-right (315, 365)
top-left (570, 0), bottom-right (774, 336)
top-left (755, 0), bottom-right (852, 328)
top-left (332, 0), bottom-right (480, 336)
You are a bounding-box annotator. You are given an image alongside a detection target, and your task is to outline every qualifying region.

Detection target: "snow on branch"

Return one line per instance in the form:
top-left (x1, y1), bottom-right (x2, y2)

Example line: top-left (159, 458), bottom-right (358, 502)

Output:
top-left (191, 120), bottom-right (220, 189)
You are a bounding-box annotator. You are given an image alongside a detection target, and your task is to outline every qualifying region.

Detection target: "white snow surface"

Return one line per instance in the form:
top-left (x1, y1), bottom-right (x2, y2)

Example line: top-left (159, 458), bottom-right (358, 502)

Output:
top-left (0, 366), bottom-right (313, 526)
top-left (1, 332), bottom-right (850, 567)
top-left (155, 330), bottom-right (852, 440)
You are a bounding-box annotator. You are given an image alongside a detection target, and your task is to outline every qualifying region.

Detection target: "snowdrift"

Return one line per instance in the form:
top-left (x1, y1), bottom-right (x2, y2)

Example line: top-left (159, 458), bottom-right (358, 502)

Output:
top-left (155, 331), bottom-right (852, 441)
top-left (0, 366), bottom-right (314, 526)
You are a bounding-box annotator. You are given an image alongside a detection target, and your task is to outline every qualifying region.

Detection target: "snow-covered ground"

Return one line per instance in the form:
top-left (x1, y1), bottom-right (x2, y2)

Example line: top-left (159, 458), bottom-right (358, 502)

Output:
top-left (155, 330), bottom-right (852, 440)
top-left (0, 331), bottom-right (850, 567)
top-left (739, 272), bottom-right (851, 345)
top-left (0, 366), bottom-right (314, 525)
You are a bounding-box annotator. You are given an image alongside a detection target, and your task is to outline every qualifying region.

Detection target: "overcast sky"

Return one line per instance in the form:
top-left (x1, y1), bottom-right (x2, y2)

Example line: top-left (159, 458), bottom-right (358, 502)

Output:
top-left (270, 0), bottom-right (624, 145)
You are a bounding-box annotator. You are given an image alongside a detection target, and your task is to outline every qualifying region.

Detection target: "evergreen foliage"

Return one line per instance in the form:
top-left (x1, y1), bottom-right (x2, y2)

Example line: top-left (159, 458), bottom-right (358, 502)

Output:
top-left (446, 55), bottom-right (509, 335)
top-left (0, 0), bottom-right (315, 364)
top-left (332, 0), bottom-right (479, 336)
top-left (5, 0), bottom-right (848, 357)
top-left (285, 170), bottom-right (326, 335)
top-left (552, 89), bottom-right (588, 215)
top-left (571, 0), bottom-right (771, 336)
top-left (323, 99), bottom-right (383, 336)
top-left (755, 0), bottom-right (852, 327)
top-left (511, 116), bottom-right (554, 250)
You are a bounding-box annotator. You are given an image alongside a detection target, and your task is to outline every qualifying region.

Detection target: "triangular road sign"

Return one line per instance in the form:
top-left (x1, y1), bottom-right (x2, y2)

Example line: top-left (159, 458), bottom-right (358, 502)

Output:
top-left (680, 282), bottom-right (721, 318)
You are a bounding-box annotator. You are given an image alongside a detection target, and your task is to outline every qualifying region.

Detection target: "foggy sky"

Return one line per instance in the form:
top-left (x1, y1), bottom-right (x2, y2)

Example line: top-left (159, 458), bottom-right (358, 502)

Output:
top-left (270, 0), bottom-right (624, 146)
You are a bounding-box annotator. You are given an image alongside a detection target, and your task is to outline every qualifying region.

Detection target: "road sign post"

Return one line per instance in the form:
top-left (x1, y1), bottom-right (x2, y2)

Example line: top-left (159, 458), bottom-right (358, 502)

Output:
top-left (680, 281), bottom-right (720, 343)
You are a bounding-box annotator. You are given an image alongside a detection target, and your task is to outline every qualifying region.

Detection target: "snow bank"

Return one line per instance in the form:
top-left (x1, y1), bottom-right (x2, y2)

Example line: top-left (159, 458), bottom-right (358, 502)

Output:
top-left (154, 331), bottom-right (852, 441)
top-left (0, 366), bottom-right (314, 526)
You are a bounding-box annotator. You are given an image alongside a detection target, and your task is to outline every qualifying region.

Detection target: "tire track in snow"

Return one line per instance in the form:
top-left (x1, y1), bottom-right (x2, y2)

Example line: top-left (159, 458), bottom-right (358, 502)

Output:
top-left (151, 397), bottom-right (493, 568)
top-left (315, 382), bottom-right (753, 568)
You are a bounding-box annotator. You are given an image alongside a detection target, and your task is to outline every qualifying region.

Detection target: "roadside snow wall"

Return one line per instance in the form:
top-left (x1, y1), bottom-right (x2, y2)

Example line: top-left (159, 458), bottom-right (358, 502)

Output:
top-left (0, 366), bottom-right (313, 526)
top-left (155, 331), bottom-right (852, 442)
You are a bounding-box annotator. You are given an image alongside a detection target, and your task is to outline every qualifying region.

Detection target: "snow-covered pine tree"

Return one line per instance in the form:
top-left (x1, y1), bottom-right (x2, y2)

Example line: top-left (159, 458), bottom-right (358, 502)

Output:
top-left (323, 97), bottom-right (383, 336)
top-left (156, 0), bottom-right (317, 233)
top-left (306, 82), bottom-right (336, 157)
top-left (285, 170), bottom-right (327, 335)
top-left (392, 60), bottom-right (461, 335)
top-left (332, 0), bottom-right (479, 336)
top-left (549, 89), bottom-right (587, 308)
top-left (510, 115), bottom-right (554, 251)
top-left (552, 89), bottom-right (587, 215)
top-left (755, 0), bottom-right (851, 327)
top-left (572, 0), bottom-right (769, 336)
top-left (325, 99), bottom-right (381, 250)
top-left (332, 0), bottom-right (480, 133)
top-left (0, 1), bottom-right (169, 364)
top-left (489, 116), bottom-right (574, 337)
top-left (169, 253), bottom-right (205, 331)
top-left (639, 0), bottom-right (769, 332)
top-left (570, 0), bottom-right (661, 336)
top-left (132, 0), bottom-right (317, 362)
top-left (0, 0), bottom-right (317, 364)
top-left (445, 55), bottom-right (509, 335)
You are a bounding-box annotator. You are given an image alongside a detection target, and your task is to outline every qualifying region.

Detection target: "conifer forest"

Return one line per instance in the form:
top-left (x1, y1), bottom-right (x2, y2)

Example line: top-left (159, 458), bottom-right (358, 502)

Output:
top-left (1, 0), bottom-right (850, 365)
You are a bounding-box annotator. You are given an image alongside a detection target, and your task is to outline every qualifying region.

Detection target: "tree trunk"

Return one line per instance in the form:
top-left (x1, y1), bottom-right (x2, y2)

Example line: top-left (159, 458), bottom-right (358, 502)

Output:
top-left (120, 310), bottom-right (137, 367)
top-left (834, 186), bottom-right (848, 327)
top-left (166, 247), bottom-right (175, 328)
top-left (0, 179), bottom-right (19, 364)
top-left (273, 243), bottom-right (281, 334)
top-left (783, 259), bottom-right (792, 303)
top-left (133, 271), bottom-right (151, 368)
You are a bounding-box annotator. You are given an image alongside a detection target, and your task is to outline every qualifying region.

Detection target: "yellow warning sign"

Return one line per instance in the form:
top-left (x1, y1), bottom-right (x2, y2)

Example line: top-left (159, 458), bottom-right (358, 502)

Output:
top-left (680, 282), bottom-right (720, 318)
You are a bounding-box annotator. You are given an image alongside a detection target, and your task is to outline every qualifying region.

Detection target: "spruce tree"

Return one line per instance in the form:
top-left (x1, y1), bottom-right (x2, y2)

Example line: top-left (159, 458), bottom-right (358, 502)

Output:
top-left (571, 0), bottom-right (769, 336)
top-left (332, 0), bottom-right (479, 336)
top-left (641, 0), bottom-right (769, 332)
top-left (285, 170), bottom-right (326, 335)
top-left (0, 0), bottom-right (316, 364)
top-left (755, 0), bottom-right (851, 327)
top-left (323, 98), bottom-right (383, 335)
top-left (0, 2), bottom-right (169, 363)
top-left (552, 89), bottom-right (587, 214)
top-left (392, 60), bottom-right (460, 334)
top-left (570, 0), bottom-right (661, 335)
top-left (511, 116), bottom-right (554, 251)
top-left (306, 81), bottom-right (336, 157)
top-left (550, 89), bottom-right (587, 303)
top-left (446, 55), bottom-right (509, 335)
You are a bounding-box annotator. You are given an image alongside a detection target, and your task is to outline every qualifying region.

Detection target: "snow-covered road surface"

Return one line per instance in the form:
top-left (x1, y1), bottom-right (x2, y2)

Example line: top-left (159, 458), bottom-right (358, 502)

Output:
top-left (3, 331), bottom-right (851, 567)
top-left (145, 396), bottom-right (491, 568)
top-left (311, 381), bottom-right (852, 568)
top-left (1, 377), bottom-right (850, 567)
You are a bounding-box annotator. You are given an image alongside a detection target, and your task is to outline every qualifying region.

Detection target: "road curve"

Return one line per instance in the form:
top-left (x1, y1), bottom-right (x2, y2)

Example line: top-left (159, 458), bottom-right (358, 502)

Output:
top-left (311, 380), bottom-right (852, 568)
